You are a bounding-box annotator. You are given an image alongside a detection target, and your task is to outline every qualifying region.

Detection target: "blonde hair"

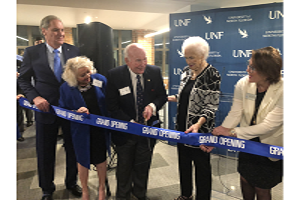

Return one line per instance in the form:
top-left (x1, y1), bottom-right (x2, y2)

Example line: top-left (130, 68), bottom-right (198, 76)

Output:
top-left (62, 56), bottom-right (96, 87)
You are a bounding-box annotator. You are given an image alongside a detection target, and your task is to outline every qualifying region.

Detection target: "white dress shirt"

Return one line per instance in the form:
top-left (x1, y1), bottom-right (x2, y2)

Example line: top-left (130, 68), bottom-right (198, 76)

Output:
top-left (127, 66), bottom-right (156, 123)
top-left (45, 43), bottom-right (64, 71)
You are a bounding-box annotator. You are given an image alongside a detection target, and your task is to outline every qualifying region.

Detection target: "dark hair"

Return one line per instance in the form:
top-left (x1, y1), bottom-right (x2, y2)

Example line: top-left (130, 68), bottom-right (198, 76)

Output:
top-left (252, 46), bottom-right (282, 84)
top-left (35, 36), bottom-right (43, 41)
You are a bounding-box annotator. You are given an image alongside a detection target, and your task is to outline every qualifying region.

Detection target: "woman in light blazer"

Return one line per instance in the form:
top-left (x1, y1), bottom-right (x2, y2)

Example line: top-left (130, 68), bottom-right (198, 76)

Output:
top-left (59, 56), bottom-right (110, 200)
top-left (207, 46), bottom-right (283, 200)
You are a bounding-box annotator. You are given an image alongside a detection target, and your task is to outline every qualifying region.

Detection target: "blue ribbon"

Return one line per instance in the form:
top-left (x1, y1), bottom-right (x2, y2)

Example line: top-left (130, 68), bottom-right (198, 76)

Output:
top-left (18, 97), bottom-right (283, 160)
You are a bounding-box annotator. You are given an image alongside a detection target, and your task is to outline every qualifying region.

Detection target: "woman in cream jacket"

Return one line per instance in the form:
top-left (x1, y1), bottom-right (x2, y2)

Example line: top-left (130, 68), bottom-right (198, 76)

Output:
top-left (208, 46), bottom-right (283, 200)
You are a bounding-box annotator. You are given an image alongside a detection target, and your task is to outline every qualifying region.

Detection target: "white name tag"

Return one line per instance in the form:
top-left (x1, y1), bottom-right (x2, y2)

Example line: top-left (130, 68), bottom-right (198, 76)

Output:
top-left (245, 93), bottom-right (256, 101)
top-left (92, 79), bottom-right (103, 88)
top-left (119, 86), bottom-right (131, 96)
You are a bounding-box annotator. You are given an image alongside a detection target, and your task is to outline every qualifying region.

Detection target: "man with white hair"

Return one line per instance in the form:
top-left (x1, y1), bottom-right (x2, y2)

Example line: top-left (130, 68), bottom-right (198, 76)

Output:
top-left (106, 43), bottom-right (167, 200)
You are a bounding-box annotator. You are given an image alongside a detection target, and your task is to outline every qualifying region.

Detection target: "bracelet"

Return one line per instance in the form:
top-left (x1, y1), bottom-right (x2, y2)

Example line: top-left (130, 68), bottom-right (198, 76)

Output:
top-left (230, 128), bottom-right (237, 137)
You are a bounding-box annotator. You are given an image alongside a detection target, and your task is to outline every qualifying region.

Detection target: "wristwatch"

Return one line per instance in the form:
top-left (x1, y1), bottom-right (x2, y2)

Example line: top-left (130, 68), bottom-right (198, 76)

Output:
top-left (230, 128), bottom-right (237, 137)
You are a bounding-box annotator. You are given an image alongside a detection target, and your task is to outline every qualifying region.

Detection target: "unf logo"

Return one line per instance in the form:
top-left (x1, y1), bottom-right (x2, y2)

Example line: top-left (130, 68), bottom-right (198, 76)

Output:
top-left (174, 19), bottom-right (191, 27)
top-left (174, 68), bottom-right (183, 75)
top-left (205, 31), bottom-right (224, 40)
top-left (232, 50), bottom-right (252, 57)
top-left (269, 10), bottom-right (284, 19)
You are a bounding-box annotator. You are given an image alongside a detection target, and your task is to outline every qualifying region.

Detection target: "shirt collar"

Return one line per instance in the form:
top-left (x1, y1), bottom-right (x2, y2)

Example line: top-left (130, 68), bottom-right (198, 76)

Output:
top-left (127, 66), bottom-right (143, 79)
top-left (46, 43), bottom-right (62, 53)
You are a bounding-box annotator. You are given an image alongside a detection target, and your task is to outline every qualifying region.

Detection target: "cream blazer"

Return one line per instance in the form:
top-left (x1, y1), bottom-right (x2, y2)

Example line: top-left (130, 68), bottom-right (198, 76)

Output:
top-left (222, 76), bottom-right (283, 149)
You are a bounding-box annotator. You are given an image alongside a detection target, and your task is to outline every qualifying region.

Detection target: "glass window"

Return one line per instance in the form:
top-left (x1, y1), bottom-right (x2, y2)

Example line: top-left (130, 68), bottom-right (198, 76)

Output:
top-left (165, 33), bottom-right (170, 49)
top-left (113, 30), bottom-right (119, 48)
top-left (114, 50), bottom-right (119, 67)
top-left (121, 30), bottom-right (132, 48)
top-left (17, 25), bottom-right (29, 46)
top-left (164, 51), bottom-right (169, 77)
top-left (154, 34), bottom-right (164, 49)
top-left (31, 26), bottom-right (42, 42)
top-left (155, 51), bottom-right (163, 69)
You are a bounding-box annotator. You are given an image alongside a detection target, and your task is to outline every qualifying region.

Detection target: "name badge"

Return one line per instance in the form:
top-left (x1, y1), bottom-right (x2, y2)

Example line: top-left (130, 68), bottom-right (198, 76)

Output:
top-left (92, 79), bottom-right (103, 88)
top-left (119, 86), bottom-right (131, 96)
top-left (245, 93), bottom-right (256, 101)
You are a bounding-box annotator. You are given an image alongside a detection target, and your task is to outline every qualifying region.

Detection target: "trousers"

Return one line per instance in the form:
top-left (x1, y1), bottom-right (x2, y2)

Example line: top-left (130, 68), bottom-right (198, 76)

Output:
top-left (115, 135), bottom-right (156, 199)
top-left (36, 117), bottom-right (78, 194)
top-left (177, 143), bottom-right (212, 200)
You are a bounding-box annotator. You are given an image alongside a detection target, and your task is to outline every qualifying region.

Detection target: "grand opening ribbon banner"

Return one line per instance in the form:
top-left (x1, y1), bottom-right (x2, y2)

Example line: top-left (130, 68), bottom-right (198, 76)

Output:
top-left (19, 97), bottom-right (283, 160)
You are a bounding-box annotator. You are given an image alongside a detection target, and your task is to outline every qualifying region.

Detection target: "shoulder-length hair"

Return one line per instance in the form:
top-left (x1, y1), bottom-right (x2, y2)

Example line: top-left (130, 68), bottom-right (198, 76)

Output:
top-left (252, 46), bottom-right (282, 84)
top-left (181, 36), bottom-right (210, 60)
top-left (62, 56), bottom-right (97, 87)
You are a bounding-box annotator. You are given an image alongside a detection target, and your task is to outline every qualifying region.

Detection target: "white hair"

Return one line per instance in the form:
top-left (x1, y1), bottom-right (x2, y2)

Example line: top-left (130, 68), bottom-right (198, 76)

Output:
top-left (62, 56), bottom-right (96, 87)
top-left (181, 36), bottom-right (210, 60)
top-left (124, 43), bottom-right (146, 60)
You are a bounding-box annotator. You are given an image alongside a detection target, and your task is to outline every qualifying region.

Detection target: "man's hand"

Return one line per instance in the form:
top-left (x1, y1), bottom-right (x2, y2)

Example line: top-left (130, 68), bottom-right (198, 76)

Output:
top-left (33, 96), bottom-right (50, 112)
top-left (143, 105), bottom-right (153, 121)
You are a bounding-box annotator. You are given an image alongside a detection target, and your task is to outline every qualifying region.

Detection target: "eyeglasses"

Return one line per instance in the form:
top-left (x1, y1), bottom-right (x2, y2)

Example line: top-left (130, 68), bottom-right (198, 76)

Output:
top-left (247, 60), bottom-right (256, 73)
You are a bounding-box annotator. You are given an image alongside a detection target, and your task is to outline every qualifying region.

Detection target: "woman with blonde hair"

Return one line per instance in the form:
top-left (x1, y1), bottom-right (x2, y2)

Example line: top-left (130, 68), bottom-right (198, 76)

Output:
top-left (59, 56), bottom-right (110, 200)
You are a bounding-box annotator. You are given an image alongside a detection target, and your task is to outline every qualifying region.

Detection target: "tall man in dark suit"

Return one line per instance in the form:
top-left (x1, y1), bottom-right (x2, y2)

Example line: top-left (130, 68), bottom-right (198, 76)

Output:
top-left (106, 43), bottom-right (167, 200)
top-left (18, 15), bottom-right (82, 200)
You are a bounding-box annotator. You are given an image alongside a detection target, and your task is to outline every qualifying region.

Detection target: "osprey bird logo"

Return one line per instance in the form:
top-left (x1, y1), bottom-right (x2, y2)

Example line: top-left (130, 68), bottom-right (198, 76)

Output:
top-left (203, 15), bottom-right (212, 24)
top-left (177, 49), bottom-right (184, 57)
top-left (238, 28), bottom-right (248, 38)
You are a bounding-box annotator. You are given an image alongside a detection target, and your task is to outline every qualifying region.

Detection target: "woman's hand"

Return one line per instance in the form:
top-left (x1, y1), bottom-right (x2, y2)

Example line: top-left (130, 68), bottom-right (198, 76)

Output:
top-left (76, 107), bottom-right (90, 114)
top-left (200, 145), bottom-right (215, 153)
top-left (212, 126), bottom-right (231, 136)
top-left (185, 117), bottom-right (206, 134)
top-left (168, 95), bottom-right (177, 102)
top-left (185, 123), bottom-right (201, 134)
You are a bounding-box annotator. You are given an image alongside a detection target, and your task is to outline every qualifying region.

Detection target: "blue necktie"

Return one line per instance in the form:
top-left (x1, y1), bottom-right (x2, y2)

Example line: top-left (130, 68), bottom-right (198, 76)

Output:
top-left (53, 49), bottom-right (62, 82)
top-left (136, 75), bottom-right (144, 124)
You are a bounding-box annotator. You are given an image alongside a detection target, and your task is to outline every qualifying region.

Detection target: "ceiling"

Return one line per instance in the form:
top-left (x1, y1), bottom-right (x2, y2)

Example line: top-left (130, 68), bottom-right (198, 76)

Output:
top-left (17, 0), bottom-right (283, 31)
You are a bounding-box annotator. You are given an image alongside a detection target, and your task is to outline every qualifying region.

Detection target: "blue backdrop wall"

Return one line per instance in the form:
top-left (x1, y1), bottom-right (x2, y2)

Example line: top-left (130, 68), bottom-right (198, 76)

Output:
top-left (168, 3), bottom-right (283, 133)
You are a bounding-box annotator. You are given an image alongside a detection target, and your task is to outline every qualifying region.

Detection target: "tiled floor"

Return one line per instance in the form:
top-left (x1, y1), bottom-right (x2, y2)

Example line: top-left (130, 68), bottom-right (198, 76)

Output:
top-left (17, 123), bottom-right (283, 200)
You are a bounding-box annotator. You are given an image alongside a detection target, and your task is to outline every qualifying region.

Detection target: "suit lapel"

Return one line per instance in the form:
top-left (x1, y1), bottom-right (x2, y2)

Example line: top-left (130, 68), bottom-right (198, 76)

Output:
top-left (62, 43), bottom-right (70, 64)
top-left (39, 44), bottom-right (60, 84)
top-left (245, 82), bottom-right (256, 124)
top-left (143, 66), bottom-right (152, 103)
top-left (123, 66), bottom-right (135, 109)
top-left (258, 80), bottom-right (282, 114)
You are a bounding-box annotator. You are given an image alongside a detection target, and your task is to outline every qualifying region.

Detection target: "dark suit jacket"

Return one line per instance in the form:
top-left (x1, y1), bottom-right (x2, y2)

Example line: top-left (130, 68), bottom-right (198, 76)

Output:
top-left (106, 64), bottom-right (167, 145)
top-left (18, 43), bottom-right (80, 124)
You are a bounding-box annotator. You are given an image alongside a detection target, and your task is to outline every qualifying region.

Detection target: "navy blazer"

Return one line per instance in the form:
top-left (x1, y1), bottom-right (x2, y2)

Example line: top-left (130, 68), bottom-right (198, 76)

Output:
top-left (59, 74), bottom-right (110, 169)
top-left (106, 64), bottom-right (167, 145)
top-left (18, 43), bottom-right (80, 124)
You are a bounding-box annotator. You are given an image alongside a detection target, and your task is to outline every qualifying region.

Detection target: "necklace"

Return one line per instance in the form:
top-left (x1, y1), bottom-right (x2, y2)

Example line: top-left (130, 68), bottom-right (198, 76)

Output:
top-left (78, 83), bottom-right (92, 92)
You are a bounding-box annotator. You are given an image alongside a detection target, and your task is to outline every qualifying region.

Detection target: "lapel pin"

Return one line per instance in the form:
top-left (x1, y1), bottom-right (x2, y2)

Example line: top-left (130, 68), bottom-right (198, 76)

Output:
top-left (147, 79), bottom-right (151, 81)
